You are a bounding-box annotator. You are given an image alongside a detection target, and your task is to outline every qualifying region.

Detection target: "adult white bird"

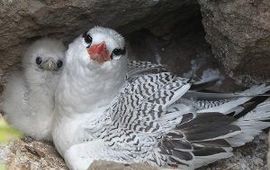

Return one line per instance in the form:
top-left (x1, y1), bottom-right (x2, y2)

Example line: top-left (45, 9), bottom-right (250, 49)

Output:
top-left (1, 38), bottom-right (66, 141)
top-left (52, 26), bottom-right (270, 170)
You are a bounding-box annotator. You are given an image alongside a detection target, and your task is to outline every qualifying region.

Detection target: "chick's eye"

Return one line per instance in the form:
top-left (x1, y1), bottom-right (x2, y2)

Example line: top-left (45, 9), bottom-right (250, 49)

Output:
top-left (36, 57), bottom-right (42, 65)
top-left (82, 32), bottom-right (92, 44)
top-left (57, 60), bottom-right (63, 68)
top-left (112, 48), bottom-right (126, 56)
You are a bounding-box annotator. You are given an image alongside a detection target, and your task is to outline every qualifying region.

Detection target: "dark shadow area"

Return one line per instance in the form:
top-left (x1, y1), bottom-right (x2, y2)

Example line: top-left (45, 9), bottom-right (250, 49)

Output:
top-left (127, 12), bottom-right (241, 91)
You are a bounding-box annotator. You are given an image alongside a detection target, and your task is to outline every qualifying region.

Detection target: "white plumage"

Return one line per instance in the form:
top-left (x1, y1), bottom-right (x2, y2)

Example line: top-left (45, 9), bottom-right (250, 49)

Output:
top-left (52, 26), bottom-right (270, 170)
top-left (1, 38), bottom-right (66, 141)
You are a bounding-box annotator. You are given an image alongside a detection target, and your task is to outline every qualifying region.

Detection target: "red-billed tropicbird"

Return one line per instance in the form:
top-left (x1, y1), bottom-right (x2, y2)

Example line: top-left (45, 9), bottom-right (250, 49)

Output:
top-left (52, 26), bottom-right (270, 170)
top-left (1, 38), bottom-right (66, 141)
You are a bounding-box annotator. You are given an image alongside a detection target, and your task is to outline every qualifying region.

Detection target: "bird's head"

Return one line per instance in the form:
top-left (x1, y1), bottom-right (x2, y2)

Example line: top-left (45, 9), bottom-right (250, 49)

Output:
top-left (83, 26), bottom-right (126, 64)
top-left (60, 27), bottom-right (128, 113)
top-left (66, 26), bottom-right (127, 72)
top-left (23, 38), bottom-right (66, 74)
top-left (22, 38), bottom-right (66, 85)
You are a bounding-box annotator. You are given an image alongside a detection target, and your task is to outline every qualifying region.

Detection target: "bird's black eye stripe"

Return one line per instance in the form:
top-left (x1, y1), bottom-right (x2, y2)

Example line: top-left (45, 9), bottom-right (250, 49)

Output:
top-left (57, 60), bottom-right (63, 68)
top-left (112, 47), bottom-right (126, 56)
top-left (82, 32), bottom-right (92, 45)
top-left (35, 57), bottom-right (42, 65)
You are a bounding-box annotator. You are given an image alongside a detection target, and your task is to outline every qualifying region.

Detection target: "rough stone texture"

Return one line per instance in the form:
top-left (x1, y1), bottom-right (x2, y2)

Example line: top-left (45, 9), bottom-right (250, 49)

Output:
top-left (0, 0), bottom-right (269, 169)
top-left (200, 133), bottom-right (268, 170)
top-left (128, 17), bottom-right (213, 73)
top-left (268, 132), bottom-right (270, 169)
top-left (0, 139), bottom-right (67, 170)
top-left (89, 161), bottom-right (157, 170)
top-left (0, 133), bottom-right (268, 170)
top-left (0, 0), bottom-right (199, 86)
top-left (0, 138), bottom-right (157, 170)
top-left (198, 0), bottom-right (270, 86)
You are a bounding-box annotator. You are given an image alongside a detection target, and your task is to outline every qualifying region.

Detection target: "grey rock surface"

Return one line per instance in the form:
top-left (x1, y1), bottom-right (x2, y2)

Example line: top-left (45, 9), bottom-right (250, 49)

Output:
top-left (1, 133), bottom-right (268, 170)
top-left (0, 0), bottom-right (198, 82)
top-left (0, 0), bottom-right (269, 170)
top-left (198, 0), bottom-right (270, 86)
top-left (268, 132), bottom-right (270, 169)
top-left (199, 133), bottom-right (268, 170)
top-left (0, 139), bottom-right (67, 170)
top-left (0, 138), bottom-right (156, 170)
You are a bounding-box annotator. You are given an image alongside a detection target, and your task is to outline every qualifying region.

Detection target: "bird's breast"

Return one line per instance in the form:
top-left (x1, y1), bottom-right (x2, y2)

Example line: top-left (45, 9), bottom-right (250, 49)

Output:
top-left (52, 115), bottom-right (80, 156)
top-left (52, 108), bottom-right (109, 156)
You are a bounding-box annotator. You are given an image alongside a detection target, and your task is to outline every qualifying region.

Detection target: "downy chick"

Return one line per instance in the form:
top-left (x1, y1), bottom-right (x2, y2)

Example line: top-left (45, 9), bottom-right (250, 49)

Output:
top-left (2, 38), bottom-right (66, 141)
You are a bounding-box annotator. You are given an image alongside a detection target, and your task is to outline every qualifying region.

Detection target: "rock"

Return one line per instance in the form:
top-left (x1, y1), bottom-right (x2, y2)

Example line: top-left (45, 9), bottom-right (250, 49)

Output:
top-left (0, 137), bottom-right (157, 170)
top-left (0, 139), bottom-right (67, 169)
top-left (268, 131), bottom-right (270, 169)
top-left (128, 17), bottom-right (215, 72)
top-left (198, 0), bottom-right (270, 86)
top-left (127, 17), bottom-right (241, 92)
top-left (199, 133), bottom-right (268, 170)
top-left (0, 0), bottom-right (199, 82)
top-left (0, 134), bottom-right (268, 170)
top-left (0, 0), bottom-right (269, 169)
top-left (89, 161), bottom-right (157, 170)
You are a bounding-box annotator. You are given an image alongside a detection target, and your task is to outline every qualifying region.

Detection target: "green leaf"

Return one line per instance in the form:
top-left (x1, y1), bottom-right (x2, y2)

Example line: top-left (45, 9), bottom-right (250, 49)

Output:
top-left (0, 119), bottom-right (22, 143)
top-left (0, 164), bottom-right (6, 170)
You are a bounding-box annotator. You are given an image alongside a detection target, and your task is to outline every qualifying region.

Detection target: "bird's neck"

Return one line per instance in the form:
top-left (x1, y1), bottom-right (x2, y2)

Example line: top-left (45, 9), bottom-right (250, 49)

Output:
top-left (57, 57), bottom-right (128, 116)
top-left (24, 68), bottom-right (59, 97)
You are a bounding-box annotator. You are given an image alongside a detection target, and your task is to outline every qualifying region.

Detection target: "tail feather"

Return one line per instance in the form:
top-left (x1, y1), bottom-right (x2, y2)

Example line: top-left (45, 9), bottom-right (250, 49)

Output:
top-left (193, 85), bottom-right (270, 114)
top-left (192, 152), bottom-right (233, 169)
top-left (226, 128), bottom-right (265, 147)
top-left (228, 94), bottom-right (269, 118)
top-left (177, 112), bottom-right (241, 142)
top-left (227, 99), bottom-right (270, 147)
top-left (195, 88), bottom-right (270, 147)
top-left (155, 113), bottom-right (240, 169)
top-left (156, 95), bottom-right (270, 168)
top-left (149, 85), bottom-right (270, 169)
top-left (193, 139), bottom-right (231, 148)
top-left (238, 98), bottom-right (270, 120)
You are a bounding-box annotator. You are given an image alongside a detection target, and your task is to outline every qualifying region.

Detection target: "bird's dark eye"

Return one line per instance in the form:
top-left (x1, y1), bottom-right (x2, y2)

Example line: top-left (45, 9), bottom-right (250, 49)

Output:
top-left (82, 32), bottom-right (92, 45)
top-left (57, 60), bottom-right (63, 68)
top-left (35, 57), bottom-right (42, 65)
top-left (112, 48), bottom-right (126, 56)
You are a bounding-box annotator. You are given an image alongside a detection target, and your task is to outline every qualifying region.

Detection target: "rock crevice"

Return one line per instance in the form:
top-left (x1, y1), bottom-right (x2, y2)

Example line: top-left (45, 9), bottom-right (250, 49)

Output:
top-left (0, 0), bottom-right (269, 169)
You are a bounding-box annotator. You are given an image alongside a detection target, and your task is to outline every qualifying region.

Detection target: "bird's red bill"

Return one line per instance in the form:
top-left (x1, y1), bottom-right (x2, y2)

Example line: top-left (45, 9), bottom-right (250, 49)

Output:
top-left (87, 42), bottom-right (110, 63)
